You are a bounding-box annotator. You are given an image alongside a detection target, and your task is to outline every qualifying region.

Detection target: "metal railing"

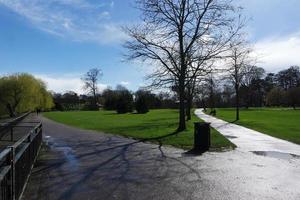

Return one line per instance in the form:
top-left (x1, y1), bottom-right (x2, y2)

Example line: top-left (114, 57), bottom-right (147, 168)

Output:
top-left (0, 122), bottom-right (42, 200)
top-left (0, 113), bottom-right (31, 141)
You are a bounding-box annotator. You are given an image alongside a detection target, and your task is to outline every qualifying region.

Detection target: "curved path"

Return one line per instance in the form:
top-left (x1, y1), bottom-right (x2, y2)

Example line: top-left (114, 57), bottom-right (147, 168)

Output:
top-left (23, 116), bottom-right (300, 200)
top-left (195, 109), bottom-right (300, 155)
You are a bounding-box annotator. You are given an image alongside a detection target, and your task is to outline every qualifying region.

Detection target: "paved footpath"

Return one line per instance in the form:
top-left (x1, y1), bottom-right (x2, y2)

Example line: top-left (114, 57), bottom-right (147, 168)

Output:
top-left (195, 109), bottom-right (300, 156)
top-left (23, 116), bottom-right (300, 200)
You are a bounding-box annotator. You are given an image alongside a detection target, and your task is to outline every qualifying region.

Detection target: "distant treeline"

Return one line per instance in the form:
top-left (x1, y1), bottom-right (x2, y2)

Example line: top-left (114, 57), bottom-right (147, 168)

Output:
top-left (199, 66), bottom-right (300, 109)
top-left (52, 66), bottom-right (300, 114)
top-left (52, 85), bottom-right (178, 113)
top-left (2, 66), bottom-right (298, 118)
top-left (0, 73), bottom-right (54, 117)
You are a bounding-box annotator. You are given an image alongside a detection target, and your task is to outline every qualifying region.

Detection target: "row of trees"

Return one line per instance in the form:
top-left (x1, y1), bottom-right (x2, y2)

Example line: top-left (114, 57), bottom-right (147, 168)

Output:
top-left (103, 86), bottom-right (179, 113)
top-left (51, 91), bottom-right (95, 111)
top-left (0, 73), bottom-right (54, 117)
top-left (52, 85), bottom-right (179, 114)
top-left (197, 66), bottom-right (300, 113)
top-left (102, 85), bottom-right (134, 113)
top-left (78, 68), bottom-right (179, 114)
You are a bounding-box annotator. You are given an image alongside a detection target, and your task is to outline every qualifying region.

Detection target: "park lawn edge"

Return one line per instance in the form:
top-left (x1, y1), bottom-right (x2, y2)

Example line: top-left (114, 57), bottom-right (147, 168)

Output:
top-left (43, 109), bottom-right (236, 151)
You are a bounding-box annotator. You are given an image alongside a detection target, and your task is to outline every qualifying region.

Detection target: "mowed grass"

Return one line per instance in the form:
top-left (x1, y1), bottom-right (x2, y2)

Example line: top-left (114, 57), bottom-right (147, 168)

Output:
top-left (44, 109), bottom-right (236, 150)
top-left (213, 108), bottom-right (300, 144)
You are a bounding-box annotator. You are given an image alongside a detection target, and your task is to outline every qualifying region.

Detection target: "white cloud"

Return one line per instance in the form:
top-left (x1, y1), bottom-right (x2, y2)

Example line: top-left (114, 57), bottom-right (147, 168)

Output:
top-left (0, 0), bottom-right (127, 44)
top-left (100, 11), bottom-right (110, 18)
top-left (34, 74), bottom-right (107, 94)
top-left (254, 32), bottom-right (300, 72)
top-left (120, 81), bottom-right (130, 86)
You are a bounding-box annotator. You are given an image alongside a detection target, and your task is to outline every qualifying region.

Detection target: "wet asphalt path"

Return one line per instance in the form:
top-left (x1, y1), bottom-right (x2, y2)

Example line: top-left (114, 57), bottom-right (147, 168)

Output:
top-left (23, 117), bottom-right (300, 200)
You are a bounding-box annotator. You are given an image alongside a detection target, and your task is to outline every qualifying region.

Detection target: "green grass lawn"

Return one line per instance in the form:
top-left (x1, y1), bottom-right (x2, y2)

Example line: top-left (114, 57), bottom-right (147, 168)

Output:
top-left (44, 109), bottom-right (236, 150)
top-left (211, 108), bottom-right (300, 145)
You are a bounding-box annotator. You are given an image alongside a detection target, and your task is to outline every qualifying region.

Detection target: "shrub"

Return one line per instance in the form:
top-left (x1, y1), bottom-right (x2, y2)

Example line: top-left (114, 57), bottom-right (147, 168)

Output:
top-left (135, 97), bottom-right (149, 114)
top-left (102, 89), bottom-right (118, 110)
top-left (135, 90), bottom-right (149, 114)
top-left (116, 90), bottom-right (133, 114)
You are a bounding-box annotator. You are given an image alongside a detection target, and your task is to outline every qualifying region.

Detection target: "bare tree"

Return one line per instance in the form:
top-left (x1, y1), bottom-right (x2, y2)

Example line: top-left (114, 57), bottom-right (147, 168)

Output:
top-left (241, 65), bottom-right (265, 108)
top-left (187, 58), bottom-right (216, 120)
top-left (82, 68), bottom-right (102, 107)
top-left (226, 39), bottom-right (253, 121)
top-left (124, 0), bottom-right (243, 131)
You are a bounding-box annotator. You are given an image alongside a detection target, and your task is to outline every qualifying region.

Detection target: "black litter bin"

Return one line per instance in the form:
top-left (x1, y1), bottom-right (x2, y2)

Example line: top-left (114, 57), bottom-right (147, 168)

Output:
top-left (194, 122), bottom-right (211, 152)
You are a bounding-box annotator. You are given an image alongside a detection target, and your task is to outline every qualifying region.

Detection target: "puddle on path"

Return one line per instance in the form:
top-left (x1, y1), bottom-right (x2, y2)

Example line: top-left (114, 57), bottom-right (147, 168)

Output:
top-left (251, 151), bottom-right (300, 160)
top-left (55, 147), bottom-right (78, 167)
top-left (224, 135), bottom-right (238, 139)
top-left (44, 135), bottom-right (79, 170)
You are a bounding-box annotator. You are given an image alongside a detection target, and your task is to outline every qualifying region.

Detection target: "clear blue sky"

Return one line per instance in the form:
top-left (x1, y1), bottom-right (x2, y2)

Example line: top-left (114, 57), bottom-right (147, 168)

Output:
top-left (1, 0), bottom-right (300, 94)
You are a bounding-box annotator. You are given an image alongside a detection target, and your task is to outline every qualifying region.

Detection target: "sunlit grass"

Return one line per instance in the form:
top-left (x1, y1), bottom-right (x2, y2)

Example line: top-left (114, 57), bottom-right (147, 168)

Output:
top-left (212, 108), bottom-right (300, 144)
top-left (44, 109), bottom-right (236, 150)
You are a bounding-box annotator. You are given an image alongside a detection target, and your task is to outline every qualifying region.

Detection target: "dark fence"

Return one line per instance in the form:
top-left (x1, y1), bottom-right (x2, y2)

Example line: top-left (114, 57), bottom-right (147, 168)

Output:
top-left (0, 122), bottom-right (42, 200)
top-left (0, 113), bottom-right (31, 141)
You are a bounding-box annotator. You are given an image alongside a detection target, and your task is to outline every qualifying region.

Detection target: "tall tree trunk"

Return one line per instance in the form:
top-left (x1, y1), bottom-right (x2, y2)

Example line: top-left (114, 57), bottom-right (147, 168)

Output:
top-left (186, 106), bottom-right (191, 121)
top-left (186, 78), bottom-right (196, 121)
top-left (178, 78), bottom-right (186, 131)
top-left (186, 96), bottom-right (192, 121)
top-left (93, 90), bottom-right (96, 104)
top-left (235, 84), bottom-right (240, 121)
top-left (177, 26), bottom-right (186, 131)
top-left (246, 88), bottom-right (250, 109)
top-left (6, 103), bottom-right (15, 118)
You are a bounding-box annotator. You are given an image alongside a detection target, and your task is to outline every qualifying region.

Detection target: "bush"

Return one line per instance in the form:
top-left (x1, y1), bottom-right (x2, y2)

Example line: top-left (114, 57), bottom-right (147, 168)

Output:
top-left (135, 97), bottom-right (149, 114)
top-left (135, 90), bottom-right (149, 114)
top-left (102, 89), bottom-right (118, 110)
top-left (116, 90), bottom-right (133, 114)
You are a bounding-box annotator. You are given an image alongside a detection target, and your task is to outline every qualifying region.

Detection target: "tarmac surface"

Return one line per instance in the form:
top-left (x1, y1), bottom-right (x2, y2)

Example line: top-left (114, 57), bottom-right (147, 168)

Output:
top-left (23, 116), bottom-right (300, 200)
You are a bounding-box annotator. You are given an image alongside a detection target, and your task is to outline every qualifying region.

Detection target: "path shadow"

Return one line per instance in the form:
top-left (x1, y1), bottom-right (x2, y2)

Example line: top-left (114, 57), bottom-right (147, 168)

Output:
top-left (26, 129), bottom-right (203, 200)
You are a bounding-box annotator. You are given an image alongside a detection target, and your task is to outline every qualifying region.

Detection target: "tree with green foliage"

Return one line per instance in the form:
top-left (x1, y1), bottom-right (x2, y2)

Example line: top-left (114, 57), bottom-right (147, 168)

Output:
top-left (287, 87), bottom-right (300, 109)
top-left (266, 87), bottom-right (286, 107)
top-left (115, 86), bottom-right (133, 114)
top-left (0, 73), bottom-right (54, 117)
top-left (102, 88), bottom-right (118, 110)
top-left (276, 66), bottom-right (300, 90)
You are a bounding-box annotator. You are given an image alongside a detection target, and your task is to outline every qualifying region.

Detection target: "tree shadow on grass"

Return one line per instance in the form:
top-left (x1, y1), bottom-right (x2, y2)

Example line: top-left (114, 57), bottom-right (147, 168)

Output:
top-left (108, 121), bottom-right (179, 135)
